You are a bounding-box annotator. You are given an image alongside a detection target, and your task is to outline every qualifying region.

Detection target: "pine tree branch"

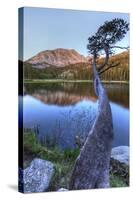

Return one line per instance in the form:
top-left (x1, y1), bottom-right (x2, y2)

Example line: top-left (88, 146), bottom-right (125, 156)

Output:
top-left (98, 62), bottom-right (120, 75)
top-left (110, 46), bottom-right (129, 50)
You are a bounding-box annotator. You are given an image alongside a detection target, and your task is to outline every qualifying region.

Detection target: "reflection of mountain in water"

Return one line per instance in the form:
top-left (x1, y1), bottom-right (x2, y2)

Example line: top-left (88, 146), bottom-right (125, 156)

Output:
top-left (33, 91), bottom-right (97, 106)
top-left (24, 82), bottom-right (129, 108)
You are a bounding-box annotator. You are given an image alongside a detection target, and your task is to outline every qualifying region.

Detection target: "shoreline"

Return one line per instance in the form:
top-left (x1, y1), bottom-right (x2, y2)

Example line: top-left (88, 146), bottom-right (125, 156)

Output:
top-left (24, 79), bottom-right (129, 84)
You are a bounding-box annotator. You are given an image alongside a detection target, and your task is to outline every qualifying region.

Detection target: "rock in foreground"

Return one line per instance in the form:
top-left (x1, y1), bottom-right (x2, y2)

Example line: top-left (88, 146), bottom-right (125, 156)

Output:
top-left (23, 158), bottom-right (54, 193)
top-left (57, 188), bottom-right (68, 192)
top-left (110, 146), bottom-right (129, 185)
top-left (111, 146), bottom-right (129, 165)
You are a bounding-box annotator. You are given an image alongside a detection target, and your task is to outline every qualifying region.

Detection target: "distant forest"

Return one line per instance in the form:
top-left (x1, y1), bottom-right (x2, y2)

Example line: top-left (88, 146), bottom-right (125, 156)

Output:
top-left (23, 51), bottom-right (129, 81)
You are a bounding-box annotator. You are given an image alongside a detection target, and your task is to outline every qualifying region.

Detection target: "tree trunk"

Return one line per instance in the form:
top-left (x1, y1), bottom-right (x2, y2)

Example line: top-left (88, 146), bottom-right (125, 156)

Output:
top-left (69, 60), bottom-right (114, 190)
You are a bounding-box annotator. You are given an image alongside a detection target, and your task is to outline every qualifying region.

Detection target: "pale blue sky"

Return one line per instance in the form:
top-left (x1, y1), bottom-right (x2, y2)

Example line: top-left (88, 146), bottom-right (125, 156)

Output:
top-left (22, 7), bottom-right (129, 61)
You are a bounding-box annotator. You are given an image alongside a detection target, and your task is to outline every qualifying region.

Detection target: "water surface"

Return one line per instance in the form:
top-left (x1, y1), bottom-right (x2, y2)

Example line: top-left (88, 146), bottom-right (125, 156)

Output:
top-left (23, 82), bottom-right (129, 149)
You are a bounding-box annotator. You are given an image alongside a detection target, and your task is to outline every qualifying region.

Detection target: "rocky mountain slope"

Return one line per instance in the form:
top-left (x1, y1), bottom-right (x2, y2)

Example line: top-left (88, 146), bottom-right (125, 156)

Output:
top-left (26, 48), bottom-right (90, 68)
top-left (24, 50), bottom-right (129, 81)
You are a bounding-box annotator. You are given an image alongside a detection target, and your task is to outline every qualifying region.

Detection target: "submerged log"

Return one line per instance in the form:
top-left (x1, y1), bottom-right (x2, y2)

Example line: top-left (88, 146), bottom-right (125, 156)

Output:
top-left (69, 62), bottom-right (114, 189)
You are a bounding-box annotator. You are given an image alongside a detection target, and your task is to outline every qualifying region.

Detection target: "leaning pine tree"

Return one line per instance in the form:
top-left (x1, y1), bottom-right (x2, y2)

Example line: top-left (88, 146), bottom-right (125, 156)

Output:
top-left (69, 18), bottom-right (129, 189)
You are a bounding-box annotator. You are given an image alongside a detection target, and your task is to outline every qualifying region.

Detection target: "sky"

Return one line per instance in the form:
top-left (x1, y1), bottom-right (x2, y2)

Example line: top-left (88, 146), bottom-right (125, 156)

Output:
top-left (20, 7), bottom-right (129, 61)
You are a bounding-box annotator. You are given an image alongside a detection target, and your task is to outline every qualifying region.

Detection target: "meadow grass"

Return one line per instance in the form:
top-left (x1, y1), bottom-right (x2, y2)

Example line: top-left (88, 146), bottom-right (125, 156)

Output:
top-left (24, 79), bottom-right (129, 84)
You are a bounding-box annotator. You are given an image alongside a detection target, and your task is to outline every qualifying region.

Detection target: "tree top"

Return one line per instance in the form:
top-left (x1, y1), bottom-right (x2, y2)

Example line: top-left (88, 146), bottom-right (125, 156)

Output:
top-left (87, 18), bottom-right (129, 57)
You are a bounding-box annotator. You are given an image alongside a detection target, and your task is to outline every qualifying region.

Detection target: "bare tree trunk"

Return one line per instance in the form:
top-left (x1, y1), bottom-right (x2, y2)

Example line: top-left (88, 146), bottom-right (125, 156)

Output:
top-left (69, 61), bottom-right (114, 190)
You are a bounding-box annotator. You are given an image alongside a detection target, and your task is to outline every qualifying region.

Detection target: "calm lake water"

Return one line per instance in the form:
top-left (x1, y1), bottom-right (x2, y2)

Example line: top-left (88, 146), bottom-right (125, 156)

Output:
top-left (23, 82), bottom-right (129, 149)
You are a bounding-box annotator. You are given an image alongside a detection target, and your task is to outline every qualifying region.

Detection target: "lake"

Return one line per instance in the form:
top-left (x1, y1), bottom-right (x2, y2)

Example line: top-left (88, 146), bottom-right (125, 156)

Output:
top-left (23, 82), bottom-right (129, 149)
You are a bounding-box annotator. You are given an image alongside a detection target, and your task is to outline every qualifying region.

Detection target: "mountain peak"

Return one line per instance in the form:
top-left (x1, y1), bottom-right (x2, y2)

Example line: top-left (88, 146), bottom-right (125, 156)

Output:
top-left (26, 48), bottom-right (89, 68)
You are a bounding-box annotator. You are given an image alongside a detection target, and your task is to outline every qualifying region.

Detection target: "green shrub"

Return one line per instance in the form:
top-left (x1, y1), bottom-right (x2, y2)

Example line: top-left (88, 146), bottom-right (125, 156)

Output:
top-left (110, 174), bottom-right (128, 187)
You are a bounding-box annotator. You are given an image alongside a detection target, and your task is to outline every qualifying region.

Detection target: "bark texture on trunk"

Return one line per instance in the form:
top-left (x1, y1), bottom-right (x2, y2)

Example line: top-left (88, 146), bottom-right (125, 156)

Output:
top-left (69, 61), bottom-right (114, 190)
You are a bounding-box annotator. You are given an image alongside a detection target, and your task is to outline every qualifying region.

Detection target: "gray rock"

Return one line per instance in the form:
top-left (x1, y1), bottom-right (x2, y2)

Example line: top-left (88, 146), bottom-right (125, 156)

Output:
top-left (57, 188), bottom-right (68, 192)
top-left (23, 158), bottom-right (54, 193)
top-left (111, 146), bottom-right (129, 165)
top-left (110, 147), bottom-right (129, 185)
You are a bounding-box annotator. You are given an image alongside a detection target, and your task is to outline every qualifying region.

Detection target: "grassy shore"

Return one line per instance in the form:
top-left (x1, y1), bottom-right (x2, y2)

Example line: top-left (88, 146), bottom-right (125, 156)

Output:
top-left (24, 132), bottom-right (128, 190)
top-left (24, 132), bottom-right (79, 191)
top-left (24, 79), bottom-right (129, 84)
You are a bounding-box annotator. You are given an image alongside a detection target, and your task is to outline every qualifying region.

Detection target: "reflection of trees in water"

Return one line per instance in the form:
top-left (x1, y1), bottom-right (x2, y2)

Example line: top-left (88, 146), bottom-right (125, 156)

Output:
top-left (104, 84), bottom-right (129, 108)
top-left (24, 82), bottom-right (94, 96)
top-left (24, 82), bottom-right (129, 108)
